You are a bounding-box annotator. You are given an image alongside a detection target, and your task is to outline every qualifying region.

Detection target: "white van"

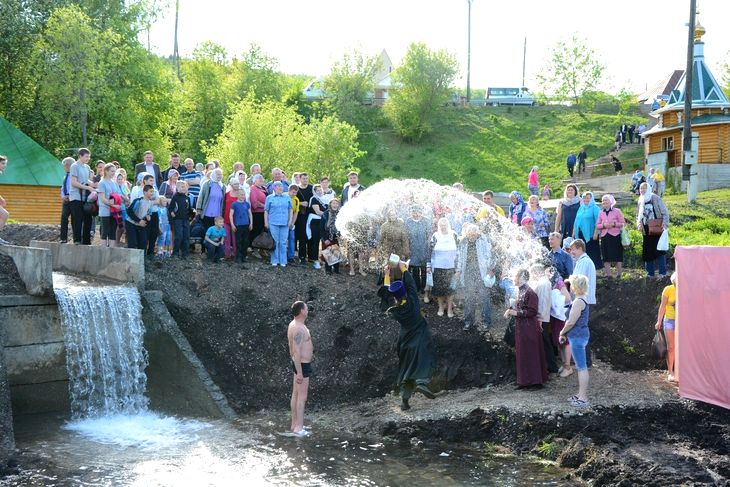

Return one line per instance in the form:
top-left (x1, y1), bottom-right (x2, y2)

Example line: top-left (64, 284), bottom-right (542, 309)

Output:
top-left (486, 87), bottom-right (535, 106)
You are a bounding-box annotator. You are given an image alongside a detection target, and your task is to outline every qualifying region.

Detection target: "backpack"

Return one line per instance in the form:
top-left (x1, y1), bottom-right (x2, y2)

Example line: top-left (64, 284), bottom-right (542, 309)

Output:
top-left (126, 196), bottom-right (144, 223)
top-left (190, 216), bottom-right (205, 239)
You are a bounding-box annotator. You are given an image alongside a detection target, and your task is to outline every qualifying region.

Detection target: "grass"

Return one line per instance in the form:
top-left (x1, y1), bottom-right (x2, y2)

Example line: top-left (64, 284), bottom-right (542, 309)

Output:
top-left (357, 105), bottom-right (645, 192)
top-left (617, 189), bottom-right (730, 265)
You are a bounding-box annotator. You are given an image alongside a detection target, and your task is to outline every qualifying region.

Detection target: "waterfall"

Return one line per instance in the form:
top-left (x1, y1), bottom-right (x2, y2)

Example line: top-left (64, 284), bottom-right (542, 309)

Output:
top-left (54, 276), bottom-right (149, 419)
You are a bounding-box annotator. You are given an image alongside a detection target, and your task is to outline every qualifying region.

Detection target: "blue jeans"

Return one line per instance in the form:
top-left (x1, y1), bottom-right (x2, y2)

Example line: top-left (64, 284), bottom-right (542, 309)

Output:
top-left (204, 241), bottom-right (224, 262)
top-left (645, 254), bottom-right (667, 276)
top-left (287, 227), bottom-right (296, 260)
top-left (270, 224), bottom-right (289, 265)
top-left (569, 333), bottom-right (590, 371)
top-left (463, 283), bottom-right (491, 329)
top-left (173, 219), bottom-right (190, 257)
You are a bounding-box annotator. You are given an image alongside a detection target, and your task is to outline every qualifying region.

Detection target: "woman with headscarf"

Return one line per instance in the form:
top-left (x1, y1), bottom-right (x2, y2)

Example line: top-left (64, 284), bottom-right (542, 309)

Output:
top-left (427, 217), bottom-right (459, 317)
top-left (523, 195), bottom-right (550, 247)
top-left (573, 191), bottom-right (602, 269)
top-left (158, 169), bottom-right (179, 199)
top-left (384, 260), bottom-right (436, 411)
top-left (197, 167), bottom-right (226, 234)
top-left (554, 183), bottom-right (580, 242)
top-left (595, 194), bottom-right (626, 278)
top-left (306, 184), bottom-right (327, 269)
top-left (504, 268), bottom-right (547, 389)
top-left (636, 182), bottom-right (670, 278)
top-left (527, 166), bottom-right (540, 197)
top-left (320, 198), bottom-right (341, 274)
top-left (508, 191), bottom-right (527, 226)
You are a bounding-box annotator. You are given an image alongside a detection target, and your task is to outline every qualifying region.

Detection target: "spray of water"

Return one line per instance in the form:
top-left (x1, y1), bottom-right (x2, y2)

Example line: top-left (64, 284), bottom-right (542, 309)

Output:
top-left (336, 179), bottom-right (549, 280)
top-left (54, 277), bottom-right (149, 419)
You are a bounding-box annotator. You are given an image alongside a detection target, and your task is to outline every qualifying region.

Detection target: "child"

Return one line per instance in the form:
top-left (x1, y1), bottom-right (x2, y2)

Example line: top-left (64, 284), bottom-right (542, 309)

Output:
top-left (204, 216), bottom-right (226, 263)
top-left (169, 181), bottom-right (191, 259)
top-left (156, 197), bottom-right (171, 258)
top-left (125, 184), bottom-right (154, 250)
top-left (97, 162), bottom-right (122, 248)
top-left (230, 190), bottom-right (253, 264)
top-left (287, 184), bottom-right (300, 263)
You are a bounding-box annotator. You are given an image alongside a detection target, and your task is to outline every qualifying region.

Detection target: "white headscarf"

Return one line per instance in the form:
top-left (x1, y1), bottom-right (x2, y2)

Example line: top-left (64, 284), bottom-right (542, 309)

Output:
top-left (641, 183), bottom-right (654, 203)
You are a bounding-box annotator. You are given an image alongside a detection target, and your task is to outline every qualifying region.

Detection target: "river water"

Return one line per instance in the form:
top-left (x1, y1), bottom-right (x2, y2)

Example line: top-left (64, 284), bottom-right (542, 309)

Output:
top-left (6, 411), bottom-right (566, 486)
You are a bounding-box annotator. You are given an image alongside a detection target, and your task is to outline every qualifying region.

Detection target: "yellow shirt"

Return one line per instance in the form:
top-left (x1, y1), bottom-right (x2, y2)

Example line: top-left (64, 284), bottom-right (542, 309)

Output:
top-left (662, 284), bottom-right (676, 320)
top-left (290, 195), bottom-right (300, 215)
top-left (652, 171), bottom-right (665, 182)
top-left (476, 205), bottom-right (505, 221)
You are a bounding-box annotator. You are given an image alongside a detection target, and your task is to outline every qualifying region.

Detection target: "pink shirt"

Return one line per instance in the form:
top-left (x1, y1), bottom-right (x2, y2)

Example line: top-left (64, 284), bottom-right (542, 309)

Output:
top-left (249, 185), bottom-right (267, 213)
top-left (596, 207), bottom-right (625, 237)
top-left (528, 171), bottom-right (539, 186)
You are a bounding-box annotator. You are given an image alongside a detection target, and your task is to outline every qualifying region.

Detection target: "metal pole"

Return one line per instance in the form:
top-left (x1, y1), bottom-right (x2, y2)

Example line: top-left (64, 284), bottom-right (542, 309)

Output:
top-left (173, 0), bottom-right (181, 80)
top-left (522, 37), bottom-right (527, 88)
top-left (682, 0), bottom-right (696, 201)
top-left (466, 0), bottom-right (473, 103)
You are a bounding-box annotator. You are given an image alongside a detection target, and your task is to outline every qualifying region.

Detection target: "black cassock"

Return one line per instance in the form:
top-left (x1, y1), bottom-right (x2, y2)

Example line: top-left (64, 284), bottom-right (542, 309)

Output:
top-left (387, 271), bottom-right (435, 387)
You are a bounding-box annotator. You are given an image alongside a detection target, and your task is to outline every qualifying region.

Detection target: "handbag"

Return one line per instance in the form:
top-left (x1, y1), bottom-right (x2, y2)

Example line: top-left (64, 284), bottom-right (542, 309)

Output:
top-left (651, 330), bottom-right (667, 360)
top-left (425, 272), bottom-right (434, 288)
top-left (657, 229), bottom-right (669, 251)
top-left (251, 230), bottom-right (275, 250)
top-left (503, 316), bottom-right (516, 347)
top-left (620, 225), bottom-right (631, 247)
top-left (647, 219), bottom-right (664, 236)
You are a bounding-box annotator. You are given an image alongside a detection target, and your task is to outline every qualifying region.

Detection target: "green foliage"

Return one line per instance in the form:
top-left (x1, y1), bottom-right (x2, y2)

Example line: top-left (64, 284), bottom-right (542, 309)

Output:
top-left (322, 50), bottom-right (381, 126)
top-left (205, 96), bottom-right (363, 183)
top-left (537, 35), bottom-right (605, 106)
top-left (536, 439), bottom-right (558, 460)
top-left (384, 42), bottom-right (458, 141)
top-left (359, 105), bottom-right (641, 191)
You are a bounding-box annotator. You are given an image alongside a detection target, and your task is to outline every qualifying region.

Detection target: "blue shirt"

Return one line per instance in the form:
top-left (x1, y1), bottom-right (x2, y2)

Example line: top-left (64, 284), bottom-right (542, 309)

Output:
top-left (205, 225), bottom-right (226, 243)
top-left (231, 201), bottom-right (251, 226)
top-left (549, 248), bottom-right (574, 280)
top-left (180, 171), bottom-right (202, 198)
top-left (266, 180), bottom-right (289, 194)
top-left (264, 193), bottom-right (292, 226)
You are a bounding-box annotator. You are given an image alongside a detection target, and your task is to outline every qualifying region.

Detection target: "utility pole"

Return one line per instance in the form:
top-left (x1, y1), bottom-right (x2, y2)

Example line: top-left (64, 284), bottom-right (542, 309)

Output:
top-left (466, 0), bottom-right (473, 104)
top-left (173, 0), bottom-right (181, 80)
top-left (521, 37), bottom-right (527, 88)
top-left (682, 0), bottom-right (697, 202)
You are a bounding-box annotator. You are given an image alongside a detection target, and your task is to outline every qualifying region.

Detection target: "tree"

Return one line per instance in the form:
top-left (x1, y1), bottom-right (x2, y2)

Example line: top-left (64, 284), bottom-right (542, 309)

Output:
top-left (206, 96), bottom-right (363, 183)
top-left (322, 50), bottom-right (381, 125)
top-left (384, 42), bottom-right (458, 141)
top-left (537, 35), bottom-right (605, 106)
top-left (229, 43), bottom-right (283, 102)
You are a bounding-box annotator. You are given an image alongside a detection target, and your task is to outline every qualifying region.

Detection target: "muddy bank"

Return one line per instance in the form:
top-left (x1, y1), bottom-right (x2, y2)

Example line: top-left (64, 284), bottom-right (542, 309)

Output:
top-left (146, 256), bottom-right (515, 413)
top-left (307, 371), bottom-right (729, 486)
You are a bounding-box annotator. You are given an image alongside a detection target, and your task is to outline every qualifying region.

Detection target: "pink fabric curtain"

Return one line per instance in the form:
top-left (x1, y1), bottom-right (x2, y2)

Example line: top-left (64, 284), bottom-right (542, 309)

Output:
top-left (675, 246), bottom-right (730, 410)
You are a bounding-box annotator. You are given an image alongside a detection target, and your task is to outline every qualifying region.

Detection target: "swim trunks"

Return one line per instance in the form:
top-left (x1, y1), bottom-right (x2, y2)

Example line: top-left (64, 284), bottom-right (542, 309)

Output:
top-left (291, 361), bottom-right (313, 378)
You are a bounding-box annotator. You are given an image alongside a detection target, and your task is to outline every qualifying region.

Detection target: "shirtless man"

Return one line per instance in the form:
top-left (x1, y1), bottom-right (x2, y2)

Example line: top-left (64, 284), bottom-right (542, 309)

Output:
top-left (287, 300), bottom-right (313, 436)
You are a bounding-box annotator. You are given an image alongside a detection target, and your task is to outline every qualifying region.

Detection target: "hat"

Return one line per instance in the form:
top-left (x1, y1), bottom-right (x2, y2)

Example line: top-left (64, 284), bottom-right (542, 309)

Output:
top-left (520, 216), bottom-right (534, 225)
top-left (562, 236), bottom-right (574, 249)
top-left (388, 281), bottom-right (407, 300)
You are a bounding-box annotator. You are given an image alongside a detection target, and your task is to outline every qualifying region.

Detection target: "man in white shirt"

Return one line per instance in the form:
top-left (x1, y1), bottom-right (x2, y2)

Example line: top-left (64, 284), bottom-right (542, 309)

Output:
top-left (569, 239), bottom-right (596, 305)
top-left (340, 171), bottom-right (365, 206)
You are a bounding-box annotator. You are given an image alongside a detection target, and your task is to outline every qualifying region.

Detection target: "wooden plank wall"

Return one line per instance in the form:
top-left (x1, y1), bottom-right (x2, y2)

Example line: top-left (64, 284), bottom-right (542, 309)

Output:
top-left (0, 184), bottom-right (61, 224)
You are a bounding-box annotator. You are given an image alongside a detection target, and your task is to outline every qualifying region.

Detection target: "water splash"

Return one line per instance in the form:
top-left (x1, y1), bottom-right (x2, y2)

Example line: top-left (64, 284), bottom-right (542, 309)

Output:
top-left (54, 275), bottom-right (149, 419)
top-left (336, 178), bottom-right (548, 278)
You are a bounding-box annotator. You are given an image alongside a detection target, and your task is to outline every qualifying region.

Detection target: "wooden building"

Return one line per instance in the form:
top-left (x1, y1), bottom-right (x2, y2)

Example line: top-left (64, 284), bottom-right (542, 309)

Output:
top-left (642, 18), bottom-right (730, 191)
top-left (0, 117), bottom-right (64, 224)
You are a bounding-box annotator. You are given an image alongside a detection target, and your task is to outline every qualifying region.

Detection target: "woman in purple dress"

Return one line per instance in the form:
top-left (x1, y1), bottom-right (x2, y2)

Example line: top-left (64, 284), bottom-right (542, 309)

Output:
top-left (504, 268), bottom-right (547, 389)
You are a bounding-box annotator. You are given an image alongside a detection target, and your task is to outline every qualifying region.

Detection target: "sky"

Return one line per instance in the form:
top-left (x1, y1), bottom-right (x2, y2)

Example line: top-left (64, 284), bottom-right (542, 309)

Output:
top-left (147, 0), bottom-right (730, 94)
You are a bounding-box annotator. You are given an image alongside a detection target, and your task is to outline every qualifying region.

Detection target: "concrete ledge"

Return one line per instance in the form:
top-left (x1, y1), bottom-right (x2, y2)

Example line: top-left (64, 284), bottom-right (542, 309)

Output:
top-left (6, 343), bottom-right (67, 385)
top-left (0, 245), bottom-right (53, 296)
top-left (0, 325), bottom-right (15, 464)
top-left (30, 240), bottom-right (145, 289)
top-left (0, 295), bottom-right (56, 307)
top-left (0, 305), bottom-right (63, 346)
top-left (142, 290), bottom-right (237, 419)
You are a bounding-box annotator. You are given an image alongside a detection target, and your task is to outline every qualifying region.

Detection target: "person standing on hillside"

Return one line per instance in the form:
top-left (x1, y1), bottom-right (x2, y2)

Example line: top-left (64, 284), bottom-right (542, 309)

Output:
top-left (288, 301), bottom-right (313, 436)
top-left (636, 182), bottom-right (669, 278)
top-left (340, 171), bottom-right (365, 206)
top-left (384, 261), bottom-right (436, 411)
top-left (566, 152), bottom-right (577, 178)
top-left (655, 272), bottom-right (678, 383)
top-left (554, 183), bottom-right (581, 243)
top-left (577, 149), bottom-right (587, 174)
top-left (527, 166), bottom-right (540, 197)
top-left (134, 151), bottom-right (162, 189)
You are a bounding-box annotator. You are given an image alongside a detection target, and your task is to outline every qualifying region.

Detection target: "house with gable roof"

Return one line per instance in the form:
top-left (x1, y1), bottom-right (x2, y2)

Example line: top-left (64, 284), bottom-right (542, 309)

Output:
top-left (0, 117), bottom-right (64, 223)
top-left (642, 16), bottom-right (730, 191)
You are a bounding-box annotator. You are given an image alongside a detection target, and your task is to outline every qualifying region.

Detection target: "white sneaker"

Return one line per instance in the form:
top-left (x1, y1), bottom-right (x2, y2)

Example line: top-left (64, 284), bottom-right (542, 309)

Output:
top-left (313, 262), bottom-right (321, 270)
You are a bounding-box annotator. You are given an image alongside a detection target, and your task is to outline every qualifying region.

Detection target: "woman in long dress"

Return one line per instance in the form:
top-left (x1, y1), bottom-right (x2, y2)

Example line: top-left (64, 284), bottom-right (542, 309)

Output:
top-left (573, 191), bottom-right (602, 269)
top-left (504, 268), bottom-right (547, 389)
top-left (384, 262), bottom-right (436, 411)
top-left (554, 184), bottom-right (581, 242)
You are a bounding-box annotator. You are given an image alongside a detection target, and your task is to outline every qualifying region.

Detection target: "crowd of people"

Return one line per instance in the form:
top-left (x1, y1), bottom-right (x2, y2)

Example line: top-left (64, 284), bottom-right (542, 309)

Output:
top-left (3, 147), bottom-right (677, 413)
